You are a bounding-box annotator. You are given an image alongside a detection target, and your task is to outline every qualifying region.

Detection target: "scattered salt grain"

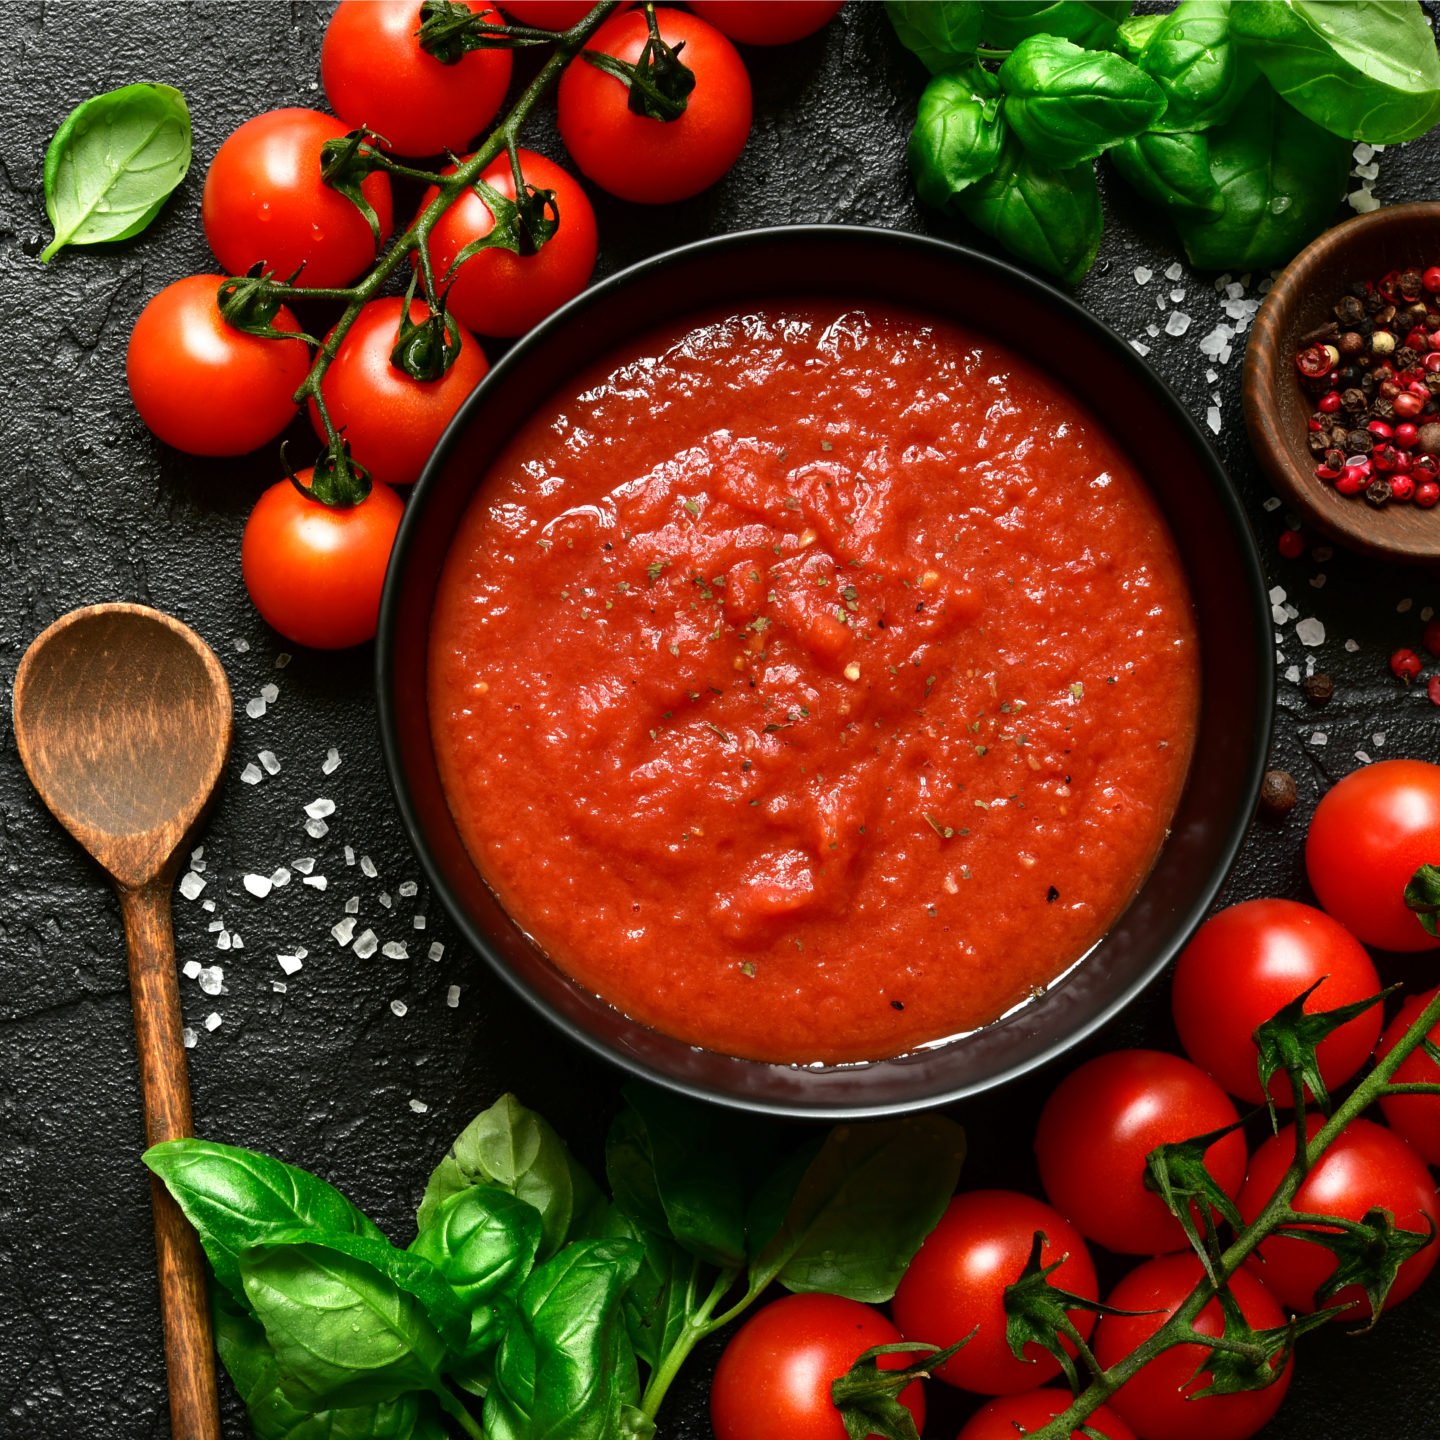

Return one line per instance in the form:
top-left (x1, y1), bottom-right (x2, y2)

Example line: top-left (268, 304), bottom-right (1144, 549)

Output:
top-left (303, 875), bottom-right (328, 891)
top-left (243, 873), bottom-right (273, 899)
top-left (345, 895), bottom-right (360, 914)
top-left (190, 845), bottom-right (205, 866)
top-left (1295, 617), bottom-right (1326, 647)
top-left (272, 981), bottom-right (288, 993)
top-left (202, 899), bottom-right (216, 913)
top-left (208, 920), bottom-right (224, 933)
top-left (345, 846), bottom-right (356, 865)
top-left (241, 764), bottom-right (263, 785)
top-left (305, 819), bottom-right (330, 839)
top-left (413, 915), bottom-right (427, 930)
top-left (1355, 161), bottom-right (1380, 181)
top-left (1164, 311), bottom-right (1192, 337)
top-left (293, 857), bottom-right (315, 875)
top-left (391, 999), bottom-right (408, 1017)
top-left (304, 797), bottom-right (336, 820)
top-left (1349, 189), bottom-right (1380, 214)
top-left (245, 697), bottom-right (267, 720)
top-left (204, 1012), bottom-right (222, 1032)
top-left (446, 985), bottom-right (461, 1008)
top-left (183, 1028), bottom-right (198, 1049)
top-left (198, 966), bottom-right (224, 996)
top-left (360, 855), bottom-right (378, 878)
top-left (232, 637), bottom-right (250, 653)
top-left (232, 935), bottom-right (243, 951)
top-left (183, 960), bottom-right (202, 980)
top-left (429, 942), bottom-right (445, 962)
top-left (1344, 638), bottom-right (1360, 653)
top-left (383, 941), bottom-right (408, 960)
top-left (1354, 142), bottom-right (1376, 164)
top-left (260, 683), bottom-right (279, 704)
top-left (409, 1098), bottom-right (429, 1114)
top-left (1146, 323), bottom-right (1160, 338)
top-left (1271, 600), bottom-right (1289, 626)
top-left (279, 953), bottom-right (304, 976)
top-left (323, 748), bottom-right (342, 775)
top-left (379, 892), bottom-right (393, 910)
top-left (258, 750), bottom-right (280, 776)
top-left (1206, 406), bottom-right (1221, 435)
top-left (179, 872), bottom-right (206, 901)
top-left (1164, 262), bottom-right (1183, 281)
top-left (270, 867), bottom-right (291, 889)
top-left (1130, 340), bottom-right (1151, 356)
top-left (1169, 287), bottom-right (1185, 304)
top-left (1134, 265), bottom-right (1153, 285)
top-left (217, 932), bottom-right (232, 951)
top-left (354, 929), bottom-right (379, 959)
top-left (1284, 665), bottom-right (1301, 684)
top-left (399, 880), bottom-right (419, 898)
top-left (1311, 732), bottom-right (1328, 747)
top-left (1356, 751), bottom-right (1372, 764)
top-left (1374, 732), bottom-right (1387, 747)
top-left (332, 917), bottom-right (357, 946)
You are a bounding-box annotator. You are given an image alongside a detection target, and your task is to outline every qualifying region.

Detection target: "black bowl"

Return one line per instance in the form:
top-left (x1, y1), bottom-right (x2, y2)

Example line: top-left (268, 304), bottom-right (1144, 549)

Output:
top-left (377, 226), bottom-right (1273, 1120)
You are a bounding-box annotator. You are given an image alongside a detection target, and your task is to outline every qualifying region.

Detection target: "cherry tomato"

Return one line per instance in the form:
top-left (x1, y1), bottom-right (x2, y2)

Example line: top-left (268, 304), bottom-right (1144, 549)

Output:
top-left (417, 149), bottom-right (598, 337)
top-left (1172, 899), bottom-right (1382, 1106)
top-left (557, 8), bottom-right (752, 204)
top-left (308, 298), bottom-right (488, 488)
top-left (242, 469), bottom-right (404, 650)
top-left (126, 275), bottom-right (310, 457)
top-left (1238, 1115), bottom-right (1439, 1319)
top-left (1306, 758), bottom-right (1440, 952)
top-left (710, 1293), bottom-right (924, 1440)
top-left (500, 0), bottom-right (595, 25)
top-left (958, 1389), bottom-right (1137, 1440)
top-left (1378, 987), bottom-right (1440, 1164)
top-left (1093, 1254), bottom-right (1291, 1440)
top-left (322, 0), bottom-right (511, 158)
top-left (891, 1190), bottom-right (1098, 1395)
top-left (1035, 1050), bottom-right (1247, 1256)
top-left (686, 0), bottom-right (844, 45)
top-left (203, 108), bottom-right (394, 287)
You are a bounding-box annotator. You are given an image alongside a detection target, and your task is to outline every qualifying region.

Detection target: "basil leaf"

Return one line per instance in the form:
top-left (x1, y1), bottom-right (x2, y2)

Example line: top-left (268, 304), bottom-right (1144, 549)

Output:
top-left (1000, 35), bottom-right (1166, 167)
top-left (240, 1240), bottom-right (451, 1410)
top-left (606, 1086), bottom-right (747, 1269)
top-left (604, 1211), bottom-right (706, 1371)
top-left (958, 138), bottom-right (1104, 285)
top-left (1115, 12), bottom-right (1164, 58)
top-left (410, 1185), bottom-right (544, 1356)
top-left (484, 1239), bottom-right (644, 1440)
top-left (1109, 130), bottom-right (1225, 217)
top-left (909, 70), bottom-right (1008, 210)
top-left (214, 1293), bottom-right (429, 1440)
top-left (1175, 83), bottom-right (1351, 270)
top-left (41, 82), bottom-right (191, 262)
top-left (144, 1139), bottom-right (386, 1305)
top-left (1232, 0), bottom-right (1440, 145)
top-left (1139, 0), bottom-right (1252, 132)
top-left (980, 1), bottom-right (1132, 51)
top-left (885, 1), bottom-right (983, 74)
top-left (419, 1094), bottom-right (605, 1261)
top-left (748, 1115), bottom-right (965, 1304)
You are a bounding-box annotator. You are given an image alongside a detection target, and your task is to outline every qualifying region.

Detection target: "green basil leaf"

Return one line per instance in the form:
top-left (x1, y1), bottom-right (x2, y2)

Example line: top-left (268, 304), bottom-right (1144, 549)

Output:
top-left (909, 70), bottom-right (1008, 210)
top-left (1232, 0), bottom-right (1440, 144)
top-left (1000, 35), bottom-right (1166, 166)
top-left (410, 1185), bottom-right (544, 1357)
top-left (418, 1094), bottom-right (605, 1261)
top-left (484, 1238), bottom-right (644, 1440)
top-left (1109, 130), bottom-right (1225, 216)
top-left (604, 1210), bottom-right (707, 1371)
top-left (144, 1139), bottom-right (386, 1305)
top-left (240, 1240), bottom-right (451, 1410)
top-left (885, 1), bottom-right (984, 74)
top-left (748, 1115), bottom-right (965, 1304)
top-left (1115, 12), bottom-right (1164, 58)
top-left (980, 1), bottom-right (1133, 51)
top-left (214, 1293), bottom-right (429, 1440)
top-left (1174, 83), bottom-right (1351, 270)
top-left (1139, 0), bottom-right (1252, 132)
top-left (41, 82), bottom-right (191, 262)
top-left (606, 1086), bottom-right (747, 1269)
top-left (958, 138), bottom-right (1104, 285)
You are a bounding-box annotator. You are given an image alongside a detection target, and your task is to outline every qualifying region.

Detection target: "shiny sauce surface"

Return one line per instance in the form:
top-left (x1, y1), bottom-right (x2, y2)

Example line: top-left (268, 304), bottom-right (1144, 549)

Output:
top-left (428, 305), bottom-right (1199, 1063)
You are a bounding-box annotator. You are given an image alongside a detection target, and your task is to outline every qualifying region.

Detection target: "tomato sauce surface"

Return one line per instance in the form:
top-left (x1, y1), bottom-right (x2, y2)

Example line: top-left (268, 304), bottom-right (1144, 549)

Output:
top-left (428, 304), bottom-right (1199, 1064)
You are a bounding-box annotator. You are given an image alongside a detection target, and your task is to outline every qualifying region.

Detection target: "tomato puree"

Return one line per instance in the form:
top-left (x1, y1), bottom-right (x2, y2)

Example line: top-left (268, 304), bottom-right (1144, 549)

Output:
top-left (428, 304), bottom-right (1199, 1064)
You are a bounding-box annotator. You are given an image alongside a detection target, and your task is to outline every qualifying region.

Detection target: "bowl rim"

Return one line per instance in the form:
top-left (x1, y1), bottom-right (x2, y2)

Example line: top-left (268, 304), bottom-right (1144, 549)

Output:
top-left (1243, 200), bottom-right (1440, 565)
top-left (376, 222), bottom-right (1274, 1119)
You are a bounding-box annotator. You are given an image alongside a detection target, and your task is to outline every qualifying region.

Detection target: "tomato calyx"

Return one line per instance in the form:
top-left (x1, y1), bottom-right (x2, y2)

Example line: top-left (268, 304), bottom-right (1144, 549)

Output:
top-left (1272, 1204), bottom-right (1436, 1328)
top-left (828, 1338), bottom-right (968, 1440)
top-left (218, 264), bottom-right (315, 342)
top-left (1253, 980), bottom-right (1394, 1124)
top-left (1403, 861), bottom-right (1440, 939)
top-left (320, 128), bottom-right (389, 247)
top-left (1142, 1117), bottom-right (1249, 1280)
top-left (390, 271), bottom-right (464, 382)
top-left (415, 0), bottom-right (556, 63)
top-left (582, 3), bottom-right (696, 123)
top-left (289, 437), bottom-right (372, 509)
top-left (1185, 1284), bottom-right (1330, 1401)
top-left (448, 168), bottom-right (559, 270)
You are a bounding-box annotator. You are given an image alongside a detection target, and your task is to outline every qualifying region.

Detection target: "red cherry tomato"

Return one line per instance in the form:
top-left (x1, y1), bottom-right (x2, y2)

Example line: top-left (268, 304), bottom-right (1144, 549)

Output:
top-left (1378, 987), bottom-right (1440, 1164)
top-left (1172, 899), bottom-right (1383, 1106)
top-left (710, 1293), bottom-right (924, 1440)
top-left (1306, 758), bottom-right (1440, 952)
top-left (1094, 1254), bottom-right (1292, 1440)
top-left (203, 109), bottom-right (394, 287)
top-left (1238, 1115), bottom-right (1439, 1319)
top-left (126, 275), bottom-right (310, 457)
top-left (322, 0), bottom-right (512, 158)
top-left (557, 8), bottom-right (752, 204)
top-left (242, 469), bottom-right (404, 650)
top-left (308, 297), bottom-right (488, 488)
top-left (1035, 1050), bottom-right (1248, 1256)
top-left (686, 0), bottom-right (844, 45)
top-left (958, 1389), bottom-right (1137, 1440)
top-left (501, 0), bottom-right (594, 25)
top-left (891, 1190), bottom-right (1098, 1396)
top-left (417, 148), bottom-right (598, 337)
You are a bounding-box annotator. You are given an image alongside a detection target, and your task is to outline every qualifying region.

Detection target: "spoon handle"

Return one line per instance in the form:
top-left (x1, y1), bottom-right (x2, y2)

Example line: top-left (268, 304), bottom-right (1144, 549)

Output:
top-left (120, 879), bottom-right (222, 1440)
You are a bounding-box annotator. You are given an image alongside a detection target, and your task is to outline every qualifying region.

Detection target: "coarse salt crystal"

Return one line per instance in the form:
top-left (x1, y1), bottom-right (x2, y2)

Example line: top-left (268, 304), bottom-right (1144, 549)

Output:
top-left (1284, 665), bottom-right (1301, 684)
top-left (217, 932), bottom-right (232, 951)
top-left (382, 941), bottom-right (408, 960)
top-left (183, 960), bottom-right (202, 980)
top-left (1134, 266), bottom-right (1153, 285)
top-left (232, 935), bottom-right (243, 951)
top-left (345, 895), bottom-right (360, 913)
top-left (270, 867), bottom-right (291, 888)
top-left (354, 929), bottom-right (379, 959)
top-left (279, 953), bottom-right (304, 976)
top-left (198, 966), bottom-right (224, 996)
top-left (390, 999), bottom-right (408, 1017)
top-left (345, 846), bottom-right (356, 865)
top-left (243, 873), bottom-right (273, 899)
top-left (1169, 287), bottom-right (1185, 304)
top-left (429, 942), bottom-right (445, 962)
top-left (1344, 638), bottom-right (1360, 653)
top-left (259, 750), bottom-right (280, 775)
top-left (409, 1098), bottom-right (429, 1114)
top-left (1311, 732), bottom-right (1328, 747)
top-left (179, 872), bottom-right (206, 900)
top-left (1164, 311), bottom-right (1192, 337)
top-left (323, 748), bottom-right (342, 775)
top-left (245, 698), bottom-right (267, 720)
top-left (332, 917), bottom-right (357, 946)
top-left (202, 899), bottom-right (216, 913)
top-left (1164, 262), bottom-right (1183, 281)
top-left (305, 818), bottom-right (329, 839)
top-left (260, 683), bottom-right (279, 704)
top-left (1130, 340), bottom-right (1150, 356)
top-left (304, 797), bottom-right (336, 820)
top-left (303, 875), bottom-right (328, 890)
top-left (232, 637), bottom-right (250, 653)
top-left (241, 764), bottom-right (263, 785)
top-left (446, 985), bottom-right (461, 1008)
top-left (1146, 323), bottom-right (1160, 338)
top-left (272, 980), bottom-right (288, 993)
top-left (293, 857), bottom-right (315, 875)
top-left (1356, 751), bottom-right (1372, 764)
top-left (1354, 142), bottom-right (1375, 164)
top-left (208, 920), bottom-right (224, 933)
top-left (1349, 189), bottom-right (1380, 214)
top-left (191, 846), bottom-right (204, 864)
top-left (361, 855), bottom-right (378, 878)
top-left (183, 1028), bottom-right (198, 1048)
top-left (205, 1012), bottom-right (222, 1032)
top-left (1295, 617), bottom-right (1326, 647)
top-left (413, 914), bottom-right (427, 930)
top-left (398, 880), bottom-right (419, 898)
top-left (1206, 406), bottom-right (1221, 435)
top-left (1374, 732), bottom-right (1387, 747)
top-left (1355, 161), bottom-right (1380, 181)
top-left (1271, 603), bottom-right (1288, 626)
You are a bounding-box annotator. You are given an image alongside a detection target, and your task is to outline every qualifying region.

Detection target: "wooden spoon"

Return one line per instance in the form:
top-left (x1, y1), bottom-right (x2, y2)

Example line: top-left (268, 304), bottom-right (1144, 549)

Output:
top-left (13, 603), bottom-right (230, 1440)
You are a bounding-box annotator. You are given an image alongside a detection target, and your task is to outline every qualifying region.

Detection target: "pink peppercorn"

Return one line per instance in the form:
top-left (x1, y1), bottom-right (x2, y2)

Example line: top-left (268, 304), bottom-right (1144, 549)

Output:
top-left (1369, 419), bottom-right (1395, 439)
top-left (1336, 470), bottom-right (1368, 496)
top-left (1391, 474), bottom-right (1416, 501)
top-left (1395, 391), bottom-right (1425, 418)
top-left (1396, 422), bottom-right (1420, 448)
top-left (1425, 266), bottom-right (1440, 293)
top-left (1319, 391), bottom-right (1342, 413)
top-left (1417, 479), bottom-right (1440, 508)
top-left (1277, 529), bottom-right (1305, 559)
top-left (1392, 648), bottom-right (1423, 682)
top-left (1429, 676), bottom-right (1440, 706)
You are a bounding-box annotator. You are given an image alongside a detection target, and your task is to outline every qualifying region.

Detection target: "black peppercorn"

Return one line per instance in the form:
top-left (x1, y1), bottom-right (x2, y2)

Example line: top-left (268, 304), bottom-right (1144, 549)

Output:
top-left (1366, 477), bottom-right (1394, 507)
top-left (1347, 428), bottom-right (1374, 454)
top-left (1335, 294), bottom-right (1366, 324)
top-left (1342, 386), bottom-right (1367, 410)
top-left (1398, 346), bottom-right (1421, 370)
top-left (1339, 330), bottom-right (1365, 357)
top-left (1259, 769), bottom-right (1297, 821)
top-left (1301, 672), bottom-right (1335, 706)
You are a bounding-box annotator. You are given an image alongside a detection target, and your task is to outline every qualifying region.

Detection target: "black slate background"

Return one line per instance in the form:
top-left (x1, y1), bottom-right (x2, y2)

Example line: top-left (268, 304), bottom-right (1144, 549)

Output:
top-left (2, 2), bottom-right (1439, 1436)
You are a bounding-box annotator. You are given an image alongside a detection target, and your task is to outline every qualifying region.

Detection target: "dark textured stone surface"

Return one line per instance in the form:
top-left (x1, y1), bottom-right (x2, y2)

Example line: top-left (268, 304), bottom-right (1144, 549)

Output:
top-left (1, 2), bottom-right (1438, 1435)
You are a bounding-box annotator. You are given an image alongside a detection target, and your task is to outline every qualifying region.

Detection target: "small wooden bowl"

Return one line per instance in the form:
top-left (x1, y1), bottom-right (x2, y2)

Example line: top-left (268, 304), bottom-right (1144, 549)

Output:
top-left (1244, 202), bottom-right (1440, 565)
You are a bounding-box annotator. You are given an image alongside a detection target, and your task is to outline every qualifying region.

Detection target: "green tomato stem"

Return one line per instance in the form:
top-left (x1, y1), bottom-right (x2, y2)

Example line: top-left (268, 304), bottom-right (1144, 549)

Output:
top-left (638, 1266), bottom-right (739, 1423)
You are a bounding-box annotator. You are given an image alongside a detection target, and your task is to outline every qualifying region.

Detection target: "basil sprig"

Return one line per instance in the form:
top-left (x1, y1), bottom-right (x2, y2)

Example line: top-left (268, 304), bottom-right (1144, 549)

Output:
top-left (41, 83), bottom-right (191, 262)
